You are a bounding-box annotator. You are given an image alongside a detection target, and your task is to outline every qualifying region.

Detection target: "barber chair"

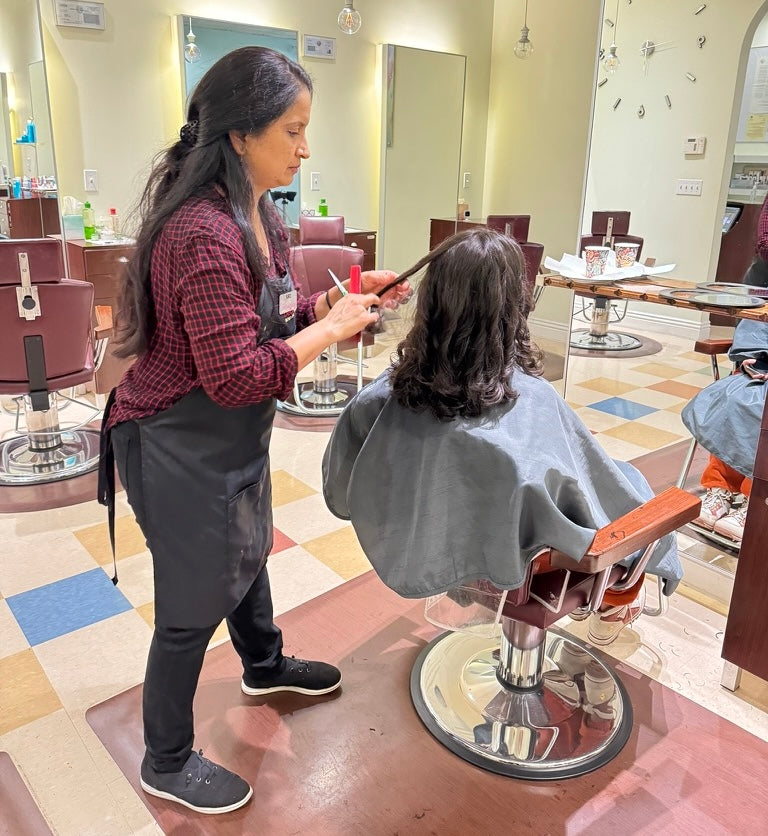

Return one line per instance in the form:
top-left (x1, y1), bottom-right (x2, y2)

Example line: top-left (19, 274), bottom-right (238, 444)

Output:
top-left (0, 238), bottom-right (101, 485)
top-left (278, 215), bottom-right (370, 417)
top-left (519, 241), bottom-right (544, 304)
top-left (409, 487), bottom-right (699, 779)
top-left (571, 211), bottom-right (645, 352)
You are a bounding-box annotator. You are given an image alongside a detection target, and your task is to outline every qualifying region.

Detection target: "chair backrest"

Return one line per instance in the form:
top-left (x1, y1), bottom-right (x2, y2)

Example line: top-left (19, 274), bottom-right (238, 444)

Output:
top-left (0, 237), bottom-right (64, 285)
top-left (518, 241), bottom-right (544, 296)
top-left (486, 215), bottom-right (531, 242)
top-left (589, 211), bottom-right (631, 237)
top-left (290, 244), bottom-right (365, 297)
top-left (299, 215), bottom-right (345, 245)
top-left (0, 278), bottom-right (95, 396)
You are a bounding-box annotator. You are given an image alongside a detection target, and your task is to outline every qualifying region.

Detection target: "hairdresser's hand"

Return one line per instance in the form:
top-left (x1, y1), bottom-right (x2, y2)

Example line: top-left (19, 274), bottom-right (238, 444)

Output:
top-left (361, 270), bottom-right (412, 309)
top-left (322, 293), bottom-right (381, 343)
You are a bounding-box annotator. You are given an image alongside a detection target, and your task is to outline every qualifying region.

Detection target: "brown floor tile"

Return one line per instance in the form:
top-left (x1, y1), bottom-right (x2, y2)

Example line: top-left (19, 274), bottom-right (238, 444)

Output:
top-left (632, 361), bottom-right (695, 379)
top-left (0, 650), bottom-right (62, 735)
top-left (600, 422), bottom-right (684, 450)
top-left (647, 380), bottom-right (703, 400)
top-left (135, 601), bottom-right (154, 629)
top-left (576, 377), bottom-right (638, 396)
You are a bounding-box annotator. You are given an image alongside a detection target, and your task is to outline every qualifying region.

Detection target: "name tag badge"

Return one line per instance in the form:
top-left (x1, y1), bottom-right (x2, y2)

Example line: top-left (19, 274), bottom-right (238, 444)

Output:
top-left (278, 289), bottom-right (297, 320)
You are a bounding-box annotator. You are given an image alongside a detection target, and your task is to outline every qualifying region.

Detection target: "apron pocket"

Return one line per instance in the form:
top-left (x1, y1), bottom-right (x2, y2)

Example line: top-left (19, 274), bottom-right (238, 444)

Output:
top-left (226, 477), bottom-right (270, 574)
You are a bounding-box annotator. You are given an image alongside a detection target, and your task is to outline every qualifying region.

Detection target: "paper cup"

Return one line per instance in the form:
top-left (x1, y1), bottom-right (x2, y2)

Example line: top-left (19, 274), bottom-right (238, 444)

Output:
top-left (584, 246), bottom-right (611, 277)
top-left (614, 242), bottom-right (640, 268)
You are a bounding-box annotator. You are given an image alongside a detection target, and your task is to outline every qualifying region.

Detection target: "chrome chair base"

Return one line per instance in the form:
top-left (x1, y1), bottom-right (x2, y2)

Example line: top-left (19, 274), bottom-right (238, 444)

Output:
top-left (410, 629), bottom-right (632, 780)
top-left (570, 329), bottom-right (642, 352)
top-left (277, 379), bottom-right (360, 418)
top-left (0, 428), bottom-right (101, 485)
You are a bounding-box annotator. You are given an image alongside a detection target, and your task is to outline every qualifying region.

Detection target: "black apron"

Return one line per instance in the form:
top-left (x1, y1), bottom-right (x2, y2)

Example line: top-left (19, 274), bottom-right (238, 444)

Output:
top-left (743, 257), bottom-right (768, 288)
top-left (99, 268), bottom-right (297, 629)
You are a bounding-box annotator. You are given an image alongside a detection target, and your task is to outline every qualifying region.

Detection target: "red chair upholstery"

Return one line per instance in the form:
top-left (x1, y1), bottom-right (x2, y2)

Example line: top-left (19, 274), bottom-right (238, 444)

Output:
top-left (486, 215), bottom-right (531, 242)
top-left (0, 238), bottom-right (100, 485)
top-left (290, 216), bottom-right (364, 298)
top-left (518, 241), bottom-right (544, 298)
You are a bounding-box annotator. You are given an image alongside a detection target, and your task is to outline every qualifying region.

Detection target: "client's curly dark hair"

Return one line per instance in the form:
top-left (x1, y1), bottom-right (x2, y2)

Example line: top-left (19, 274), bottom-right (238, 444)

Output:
top-left (390, 228), bottom-right (542, 421)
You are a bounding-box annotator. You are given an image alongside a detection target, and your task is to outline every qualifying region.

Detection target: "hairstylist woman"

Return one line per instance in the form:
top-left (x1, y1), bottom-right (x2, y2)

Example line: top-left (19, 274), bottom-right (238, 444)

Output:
top-left (98, 46), bottom-right (408, 815)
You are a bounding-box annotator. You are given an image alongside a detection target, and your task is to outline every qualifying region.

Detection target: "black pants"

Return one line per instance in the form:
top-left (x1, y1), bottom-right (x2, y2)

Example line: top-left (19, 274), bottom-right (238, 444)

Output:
top-left (112, 420), bottom-right (283, 772)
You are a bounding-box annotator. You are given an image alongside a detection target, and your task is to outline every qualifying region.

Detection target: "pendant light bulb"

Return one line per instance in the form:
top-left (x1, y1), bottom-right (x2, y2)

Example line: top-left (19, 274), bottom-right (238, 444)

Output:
top-left (514, 1), bottom-right (533, 60)
top-left (184, 18), bottom-right (200, 64)
top-left (603, 43), bottom-right (620, 74)
top-left (338, 2), bottom-right (362, 35)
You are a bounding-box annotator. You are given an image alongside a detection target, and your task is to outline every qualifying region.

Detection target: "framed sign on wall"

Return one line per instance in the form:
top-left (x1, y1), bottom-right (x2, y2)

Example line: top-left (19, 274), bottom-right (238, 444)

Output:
top-left (54, 1), bottom-right (106, 30)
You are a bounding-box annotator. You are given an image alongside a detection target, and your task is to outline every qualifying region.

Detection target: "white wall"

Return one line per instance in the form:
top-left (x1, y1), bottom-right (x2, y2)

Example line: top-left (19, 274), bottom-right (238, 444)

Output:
top-left (39, 0), bottom-right (494, 235)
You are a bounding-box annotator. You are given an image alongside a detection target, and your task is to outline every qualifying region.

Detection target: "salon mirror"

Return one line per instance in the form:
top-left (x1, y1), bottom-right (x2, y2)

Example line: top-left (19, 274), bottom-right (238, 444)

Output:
top-left (0, 0), bottom-right (59, 240)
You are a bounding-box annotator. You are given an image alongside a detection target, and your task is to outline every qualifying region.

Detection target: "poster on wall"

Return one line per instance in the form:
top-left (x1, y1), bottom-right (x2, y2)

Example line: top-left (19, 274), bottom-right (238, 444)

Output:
top-left (738, 47), bottom-right (768, 142)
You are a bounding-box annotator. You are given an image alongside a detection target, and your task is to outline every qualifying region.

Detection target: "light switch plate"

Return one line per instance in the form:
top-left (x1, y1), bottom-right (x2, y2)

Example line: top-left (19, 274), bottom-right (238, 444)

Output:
top-left (676, 178), bottom-right (703, 195)
top-left (310, 172), bottom-right (320, 191)
top-left (84, 169), bottom-right (99, 192)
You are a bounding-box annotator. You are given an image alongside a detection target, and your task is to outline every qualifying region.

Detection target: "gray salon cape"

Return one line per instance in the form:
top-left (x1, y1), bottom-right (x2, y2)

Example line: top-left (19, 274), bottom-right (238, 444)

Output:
top-left (681, 319), bottom-right (768, 479)
top-left (322, 371), bottom-right (681, 599)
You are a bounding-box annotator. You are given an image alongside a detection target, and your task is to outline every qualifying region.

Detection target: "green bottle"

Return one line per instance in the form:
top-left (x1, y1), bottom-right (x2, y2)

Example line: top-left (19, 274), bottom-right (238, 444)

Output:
top-left (82, 201), bottom-right (95, 240)
top-left (318, 198), bottom-right (328, 217)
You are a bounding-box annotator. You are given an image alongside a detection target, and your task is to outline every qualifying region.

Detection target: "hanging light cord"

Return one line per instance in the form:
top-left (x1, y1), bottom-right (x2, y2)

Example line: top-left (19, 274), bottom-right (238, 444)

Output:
top-left (524, 0), bottom-right (529, 28)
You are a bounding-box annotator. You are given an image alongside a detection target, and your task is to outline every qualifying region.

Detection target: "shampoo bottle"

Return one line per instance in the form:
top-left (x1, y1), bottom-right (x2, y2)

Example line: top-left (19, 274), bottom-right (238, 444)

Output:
top-left (82, 201), bottom-right (96, 240)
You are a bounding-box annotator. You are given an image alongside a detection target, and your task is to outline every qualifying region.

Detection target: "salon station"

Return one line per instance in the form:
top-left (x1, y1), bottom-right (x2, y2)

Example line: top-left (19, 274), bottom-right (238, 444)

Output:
top-left (2, 0), bottom-right (768, 833)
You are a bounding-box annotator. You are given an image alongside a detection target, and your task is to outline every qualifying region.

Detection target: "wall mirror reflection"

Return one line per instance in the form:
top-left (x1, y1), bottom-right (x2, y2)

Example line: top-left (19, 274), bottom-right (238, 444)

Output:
top-left (0, 0), bottom-right (59, 240)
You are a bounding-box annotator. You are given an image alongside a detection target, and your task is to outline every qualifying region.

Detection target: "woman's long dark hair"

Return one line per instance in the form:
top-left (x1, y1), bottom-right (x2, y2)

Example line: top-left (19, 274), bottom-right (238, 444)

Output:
top-left (115, 46), bottom-right (312, 358)
top-left (390, 228), bottom-right (542, 421)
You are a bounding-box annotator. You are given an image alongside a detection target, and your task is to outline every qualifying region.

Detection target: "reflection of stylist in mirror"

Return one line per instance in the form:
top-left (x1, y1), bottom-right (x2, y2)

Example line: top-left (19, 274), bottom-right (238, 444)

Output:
top-left (97, 46), bottom-right (409, 815)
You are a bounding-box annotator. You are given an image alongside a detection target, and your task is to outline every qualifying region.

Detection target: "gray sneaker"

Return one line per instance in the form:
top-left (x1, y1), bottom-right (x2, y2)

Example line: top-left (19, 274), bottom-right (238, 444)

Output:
top-left (140, 750), bottom-right (252, 815)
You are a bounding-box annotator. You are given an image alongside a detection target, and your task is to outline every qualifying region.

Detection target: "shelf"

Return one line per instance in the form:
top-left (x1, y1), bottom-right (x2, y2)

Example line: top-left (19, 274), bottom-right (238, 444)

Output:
top-left (13, 142), bottom-right (36, 146)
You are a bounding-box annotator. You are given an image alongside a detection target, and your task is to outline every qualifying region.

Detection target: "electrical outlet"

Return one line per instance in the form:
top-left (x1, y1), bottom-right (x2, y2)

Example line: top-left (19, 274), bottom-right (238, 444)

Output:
top-left (463, 171), bottom-right (471, 188)
top-left (676, 178), bottom-right (702, 196)
top-left (83, 169), bottom-right (99, 192)
top-left (310, 171), bottom-right (320, 191)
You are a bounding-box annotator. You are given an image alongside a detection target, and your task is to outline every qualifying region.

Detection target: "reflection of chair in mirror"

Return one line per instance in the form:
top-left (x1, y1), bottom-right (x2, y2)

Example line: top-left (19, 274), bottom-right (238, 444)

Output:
top-left (0, 238), bottom-right (101, 485)
top-left (486, 214), bottom-right (531, 242)
top-left (518, 241), bottom-right (544, 302)
top-left (571, 211), bottom-right (645, 351)
top-left (410, 487), bottom-right (699, 779)
top-left (278, 215), bottom-right (369, 417)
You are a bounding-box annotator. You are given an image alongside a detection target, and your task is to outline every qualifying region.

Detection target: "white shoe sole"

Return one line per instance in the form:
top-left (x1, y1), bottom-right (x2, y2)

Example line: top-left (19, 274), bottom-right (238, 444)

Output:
top-left (140, 779), bottom-right (253, 815)
top-left (240, 677), bottom-right (342, 697)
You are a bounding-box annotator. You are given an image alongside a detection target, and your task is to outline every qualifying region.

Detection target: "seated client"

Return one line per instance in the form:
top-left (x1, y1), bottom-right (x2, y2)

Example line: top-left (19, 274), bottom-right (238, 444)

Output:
top-left (322, 228), bottom-right (681, 645)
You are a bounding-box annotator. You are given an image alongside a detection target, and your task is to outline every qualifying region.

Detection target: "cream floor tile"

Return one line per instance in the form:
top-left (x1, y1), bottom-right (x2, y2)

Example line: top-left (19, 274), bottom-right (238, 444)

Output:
top-left (33, 610), bottom-right (151, 713)
top-left (0, 530), bottom-right (98, 598)
top-left (0, 709), bottom-right (149, 836)
top-left (603, 367), bottom-right (675, 388)
top-left (74, 514), bottom-right (147, 565)
top-left (272, 492), bottom-right (348, 543)
top-left (0, 598), bottom-right (29, 659)
top-left (301, 526), bottom-right (372, 581)
top-left (600, 421), bottom-right (684, 450)
top-left (106, 550), bottom-right (154, 609)
top-left (270, 427), bottom-right (329, 492)
top-left (0, 649), bottom-right (62, 735)
top-left (574, 407), bottom-right (628, 433)
top-left (266, 544), bottom-right (345, 617)
top-left (592, 434), bottom-right (652, 462)
top-left (271, 469), bottom-right (317, 507)
top-left (673, 371), bottom-right (711, 388)
top-left (632, 409), bottom-right (688, 435)
top-left (622, 388), bottom-right (686, 410)
top-left (0, 499), bottom-right (106, 539)
top-left (563, 383), bottom-right (609, 407)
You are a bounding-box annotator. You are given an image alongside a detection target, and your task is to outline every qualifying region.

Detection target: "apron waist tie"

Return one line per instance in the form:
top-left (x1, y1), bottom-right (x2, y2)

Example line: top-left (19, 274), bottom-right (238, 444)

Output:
top-left (97, 388), bottom-right (119, 585)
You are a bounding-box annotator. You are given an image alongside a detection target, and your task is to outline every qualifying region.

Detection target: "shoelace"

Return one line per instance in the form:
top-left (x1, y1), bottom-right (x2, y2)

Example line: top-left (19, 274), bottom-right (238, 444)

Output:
top-left (184, 750), bottom-right (218, 786)
top-left (289, 655), bottom-right (311, 673)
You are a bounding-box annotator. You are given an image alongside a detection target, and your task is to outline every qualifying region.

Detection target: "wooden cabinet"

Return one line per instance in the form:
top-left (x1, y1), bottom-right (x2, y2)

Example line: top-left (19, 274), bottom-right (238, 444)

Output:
top-left (67, 239), bottom-right (135, 394)
top-left (288, 225), bottom-right (378, 271)
top-left (0, 196), bottom-right (60, 239)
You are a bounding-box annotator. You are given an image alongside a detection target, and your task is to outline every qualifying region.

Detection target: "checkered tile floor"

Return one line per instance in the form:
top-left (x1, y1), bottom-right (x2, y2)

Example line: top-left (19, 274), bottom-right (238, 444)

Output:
top-left (2, 316), bottom-right (767, 834)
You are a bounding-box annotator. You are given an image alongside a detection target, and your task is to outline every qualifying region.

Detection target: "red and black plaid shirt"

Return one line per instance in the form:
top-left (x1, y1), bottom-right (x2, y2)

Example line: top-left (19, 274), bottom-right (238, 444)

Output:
top-left (107, 192), bottom-right (318, 429)
top-left (758, 192), bottom-right (768, 262)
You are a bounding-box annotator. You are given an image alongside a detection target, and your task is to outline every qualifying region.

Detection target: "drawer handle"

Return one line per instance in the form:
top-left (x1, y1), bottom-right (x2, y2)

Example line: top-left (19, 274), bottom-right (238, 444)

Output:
top-left (117, 256), bottom-right (129, 263)
top-left (350, 242), bottom-right (358, 247)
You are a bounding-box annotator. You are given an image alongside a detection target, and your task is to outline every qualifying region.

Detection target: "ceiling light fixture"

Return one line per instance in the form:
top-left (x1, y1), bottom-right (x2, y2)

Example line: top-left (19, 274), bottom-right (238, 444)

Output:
top-left (602, 0), bottom-right (621, 73)
top-left (338, 2), bottom-right (362, 35)
top-left (184, 17), bottom-right (200, 64)
top-left (514, 0), bottom-right (533, 59)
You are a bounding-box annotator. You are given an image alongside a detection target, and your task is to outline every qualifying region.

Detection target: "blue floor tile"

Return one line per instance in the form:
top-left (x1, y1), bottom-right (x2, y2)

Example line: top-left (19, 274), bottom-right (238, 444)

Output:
top-left (6, 569), bottom-right (132, 646)
top-left (588, 397), bottom-right (659, 420)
